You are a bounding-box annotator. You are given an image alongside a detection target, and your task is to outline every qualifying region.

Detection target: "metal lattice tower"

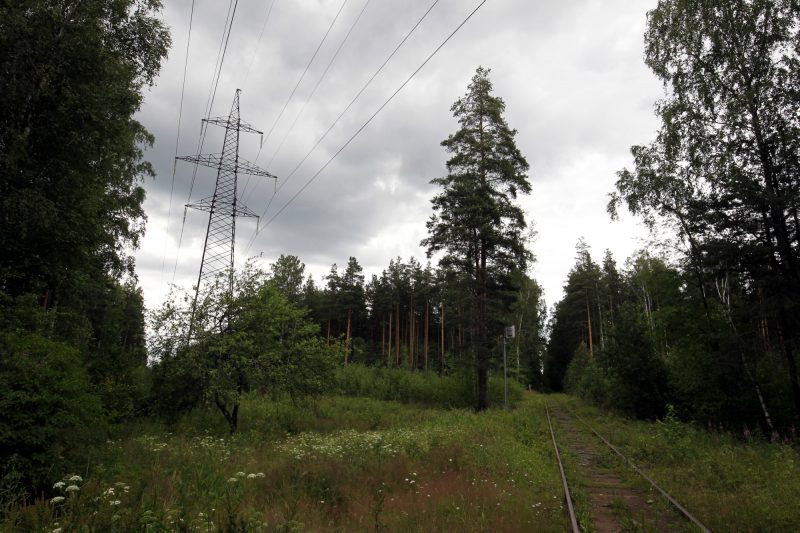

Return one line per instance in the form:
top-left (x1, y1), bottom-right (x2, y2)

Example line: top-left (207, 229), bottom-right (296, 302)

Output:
top-left (177, 89), bottom-right (276, 306)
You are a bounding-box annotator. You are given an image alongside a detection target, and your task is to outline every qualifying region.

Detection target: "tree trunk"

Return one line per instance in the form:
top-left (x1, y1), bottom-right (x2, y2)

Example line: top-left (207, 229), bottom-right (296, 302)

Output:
top-left (440, 302), bottom-right (445, 376)
top-left (388, 310), bottom-right (393, 367)
top-left (717, 277), bottom-right (776, 433)
top-left (395, 303), bottom-right (400, 367)
top-left (476, 236), bottom-right (489, 411)
top-left (345, 308), bottom-right (352, 365)
top-left (214, 393), bottom-right (239, 434)
top-left (409, 294), bottom-right (414, 370)
top-left (586, 297), bottom-right (593, 358)
top-left (424, 301), bottom-right (429, 371)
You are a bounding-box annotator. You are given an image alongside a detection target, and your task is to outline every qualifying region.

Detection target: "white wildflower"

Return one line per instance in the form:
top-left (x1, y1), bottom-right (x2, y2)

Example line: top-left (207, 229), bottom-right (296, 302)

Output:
top-left (246, 473), bottom-right (256, 479)
top-left (53, 481), bottom-right (65, 490)
top-left (255, 473), bottom-right (265, 478)
top-left (110, 500), bottom-right (121, 506)
top-left (50, 496), bottom-right (65, 504)
top-left (227, 477), bottom-right (238, 483)
top-left (69, 475), bottom-right (82, 483)
top-left (65, 485), bottom-right (79, 493)
top-left (235, 471), bottom-right (246, 477)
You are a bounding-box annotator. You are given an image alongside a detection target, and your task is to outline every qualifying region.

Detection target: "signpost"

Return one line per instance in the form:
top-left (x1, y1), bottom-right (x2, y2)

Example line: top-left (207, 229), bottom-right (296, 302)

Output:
top-left (503, 325), bottom-right (515, 409)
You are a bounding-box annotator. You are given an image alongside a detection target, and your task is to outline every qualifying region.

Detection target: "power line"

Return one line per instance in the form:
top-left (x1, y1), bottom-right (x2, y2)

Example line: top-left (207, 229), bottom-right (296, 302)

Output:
top-left (264, 0), bottom-right (371, 170)
top-left (171, 0), bottom-right (240, 283)
top-left (242, 0), bottom-right (278, 88)
top-left (240, 0), bottom-right (371, 206)
top-left (160, 0), bottom-right (196, 290)
top-left (246, 0), bottom-right (490, 254)
top-left (256, 0), bottom-right (349, 155)
top-left (246, 0), bottom-right (442, 232)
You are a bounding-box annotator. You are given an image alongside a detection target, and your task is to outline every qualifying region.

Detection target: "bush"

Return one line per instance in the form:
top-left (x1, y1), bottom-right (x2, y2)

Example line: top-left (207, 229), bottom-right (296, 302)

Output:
top-left (0, 332), bottom-right (106, 491)
top-left (334, 364), bottom-right (523, 409)
top-left (564, 343), bottom-right (610, 406)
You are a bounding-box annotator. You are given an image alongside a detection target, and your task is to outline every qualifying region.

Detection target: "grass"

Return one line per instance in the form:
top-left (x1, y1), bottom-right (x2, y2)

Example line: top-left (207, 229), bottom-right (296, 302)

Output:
top-left (7, 385), bottom-right (796, 531)
top-left (3, 394), bottom-right (566, 532)
top-left (553, 394), bottom-right (800, 532)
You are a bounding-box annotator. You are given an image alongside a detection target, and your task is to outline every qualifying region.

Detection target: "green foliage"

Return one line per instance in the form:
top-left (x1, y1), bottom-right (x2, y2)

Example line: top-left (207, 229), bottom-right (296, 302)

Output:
top-left (553, 248), bottom-right (675, 419)
top-left (2, 395), bottom-right (566, 532)
top-left (268, 254), bottom-right (306, 304)
top-left (334, 364), bottom-right (523, 409)
top-left (150, 266), bottom-right (340, 432)
top-left (564, 343), bottom-right (610, 407)
top-left (0, 0), bottom-right (170, 297)
top-left (0, 333), bottom-right (106, 490)
top-left (603, 302), bottom-right (669, 419)
top-left (508, 273), bottom-right (547, 389)
top-left (611, 0), bottom-right (800, 423)
top-left (423, 66), bottom-right (533, 410)
top-left (544, 241), bottom-right (604, 391)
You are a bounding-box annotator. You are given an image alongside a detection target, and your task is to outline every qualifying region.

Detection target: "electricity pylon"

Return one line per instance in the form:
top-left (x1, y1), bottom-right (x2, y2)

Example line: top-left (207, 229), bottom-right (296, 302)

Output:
top-left (177, 89), bottom-right (276, 310)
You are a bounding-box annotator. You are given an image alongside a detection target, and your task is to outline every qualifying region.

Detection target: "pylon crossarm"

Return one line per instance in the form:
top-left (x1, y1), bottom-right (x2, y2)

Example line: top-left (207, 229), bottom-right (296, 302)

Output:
top-left (176, 153), bottom-right (224, 170)
top-left (202, 116), bottom-right (262, 136)
top-left (237, 159), bottom-right (278, 178)
top-left (176, 154), bottom-right (276, 178)
top-left (235, 205), bottom-right (259, 218)
top-left (187, 199), bottom-right (260, 218)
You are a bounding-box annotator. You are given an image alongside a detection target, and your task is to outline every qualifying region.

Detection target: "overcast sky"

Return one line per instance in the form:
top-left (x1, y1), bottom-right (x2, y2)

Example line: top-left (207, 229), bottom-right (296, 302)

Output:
top-left (134, 0), bottom-right (664, 313)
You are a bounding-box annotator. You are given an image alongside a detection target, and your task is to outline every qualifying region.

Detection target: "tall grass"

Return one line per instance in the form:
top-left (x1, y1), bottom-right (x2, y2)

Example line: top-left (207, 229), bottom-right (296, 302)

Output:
top-left (2, 394), bottom-right (565, 532)
top-left (334, 364), bottom-right (524, 409)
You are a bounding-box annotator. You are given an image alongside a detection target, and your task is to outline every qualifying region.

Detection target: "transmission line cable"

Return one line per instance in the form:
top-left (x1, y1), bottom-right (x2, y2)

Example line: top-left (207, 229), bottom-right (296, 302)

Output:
top-left (246, 0), bottom-right (489, 254)
top-left (240, 0), bottom-right (371, 205)
top-left (242, 0), bottom-right (278, 88)
top-left (245, 0), bottom-right (441, 233)
top-left (264, 0), bottom-right (371, 170)
top-left (256, 0), bottom-right (348, 154)
top-left (171, 0), bottom-right (240, 283)
top-left (160, 0), bottom-right (196, 290)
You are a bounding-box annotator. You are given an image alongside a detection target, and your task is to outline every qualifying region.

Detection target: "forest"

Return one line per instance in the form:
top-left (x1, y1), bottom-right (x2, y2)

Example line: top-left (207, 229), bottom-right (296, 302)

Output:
top-left (1, 0), bottom-right (799, 530)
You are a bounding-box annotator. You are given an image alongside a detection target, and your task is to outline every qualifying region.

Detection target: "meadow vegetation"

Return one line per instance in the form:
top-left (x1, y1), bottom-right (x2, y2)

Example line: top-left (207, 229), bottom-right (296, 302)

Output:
top-left (2, 388), bottom-right (567, 532)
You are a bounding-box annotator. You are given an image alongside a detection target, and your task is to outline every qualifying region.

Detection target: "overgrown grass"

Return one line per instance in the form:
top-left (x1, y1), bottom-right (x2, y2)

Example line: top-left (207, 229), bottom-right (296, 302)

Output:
top-left (334, 364), bottom-right (524, 409)
top-left (11, 385), bottom-right (791, 531)
top-left (3, 394), bottom-right (565, 532)
top-left (554, 394), bottom-right (800, 532)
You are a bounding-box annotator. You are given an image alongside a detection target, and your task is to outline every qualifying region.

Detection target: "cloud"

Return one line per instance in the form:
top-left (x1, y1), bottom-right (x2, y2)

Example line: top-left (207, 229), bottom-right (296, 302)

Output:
top-left (134, 0), bottom-right (663, 311)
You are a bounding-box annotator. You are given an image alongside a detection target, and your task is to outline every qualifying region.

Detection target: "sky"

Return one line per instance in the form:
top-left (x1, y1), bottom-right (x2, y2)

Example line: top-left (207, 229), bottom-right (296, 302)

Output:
top-left (134, 0), bottom-right (665, 313)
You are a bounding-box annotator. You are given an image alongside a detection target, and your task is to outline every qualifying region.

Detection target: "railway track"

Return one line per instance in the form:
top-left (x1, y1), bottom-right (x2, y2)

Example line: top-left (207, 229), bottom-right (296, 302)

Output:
top-left (545, 401), bottom-right (711, 532)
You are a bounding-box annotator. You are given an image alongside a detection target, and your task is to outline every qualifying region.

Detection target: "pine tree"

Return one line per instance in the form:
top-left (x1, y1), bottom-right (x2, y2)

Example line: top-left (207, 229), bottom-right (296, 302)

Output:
top-left (423, 67), bottom-right (532, 410)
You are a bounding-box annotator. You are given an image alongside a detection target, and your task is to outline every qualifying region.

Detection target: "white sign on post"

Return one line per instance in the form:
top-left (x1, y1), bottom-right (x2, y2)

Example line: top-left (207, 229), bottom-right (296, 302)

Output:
top-left (505, 325), bottom-right (515, 339)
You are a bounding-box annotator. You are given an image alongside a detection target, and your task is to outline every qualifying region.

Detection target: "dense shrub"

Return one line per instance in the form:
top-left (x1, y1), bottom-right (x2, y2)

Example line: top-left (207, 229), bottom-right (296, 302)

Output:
top-left (0, 333), bottom-right (106, 490)
top-left (334, 364), bottom-right (523, 409)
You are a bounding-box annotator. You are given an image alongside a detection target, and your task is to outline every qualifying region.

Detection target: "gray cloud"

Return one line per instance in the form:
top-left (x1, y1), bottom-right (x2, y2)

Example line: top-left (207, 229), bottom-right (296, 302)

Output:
top-left (135, 0), bottom-right (663, 311)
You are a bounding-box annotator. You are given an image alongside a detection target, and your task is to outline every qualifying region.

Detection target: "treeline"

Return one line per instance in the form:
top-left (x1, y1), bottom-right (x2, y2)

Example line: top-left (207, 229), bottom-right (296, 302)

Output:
top-left (0, 0), bottom-right (170, 490)
top-left (555, 0), bottom-right (800, 434)
top-left (546, 243), bottom-right (798, 431)
top-left (268, 254), bottom-right (546, 388)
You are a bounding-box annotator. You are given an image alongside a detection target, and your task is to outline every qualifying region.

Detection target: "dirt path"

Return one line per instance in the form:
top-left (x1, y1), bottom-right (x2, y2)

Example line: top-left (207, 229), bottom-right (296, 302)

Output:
top-left (549, 406), bottom-right (686, 532)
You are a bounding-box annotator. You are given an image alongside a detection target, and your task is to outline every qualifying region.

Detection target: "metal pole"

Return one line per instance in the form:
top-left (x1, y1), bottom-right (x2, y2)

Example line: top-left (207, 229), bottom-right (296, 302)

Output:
top-left (503, 334), bottom-right (508, 409)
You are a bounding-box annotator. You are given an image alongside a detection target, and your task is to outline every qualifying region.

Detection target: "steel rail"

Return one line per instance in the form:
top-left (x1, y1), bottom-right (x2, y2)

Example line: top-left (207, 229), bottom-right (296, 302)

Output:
top-left (555, 402), bottom-right (712, 533)
top-left (545, 402), bottom-right (581, 533)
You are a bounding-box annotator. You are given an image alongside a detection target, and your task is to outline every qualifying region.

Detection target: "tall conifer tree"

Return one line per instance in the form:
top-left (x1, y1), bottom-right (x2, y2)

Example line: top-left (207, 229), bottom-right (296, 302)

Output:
top-left (423, 67), bottom-right (532, 410)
